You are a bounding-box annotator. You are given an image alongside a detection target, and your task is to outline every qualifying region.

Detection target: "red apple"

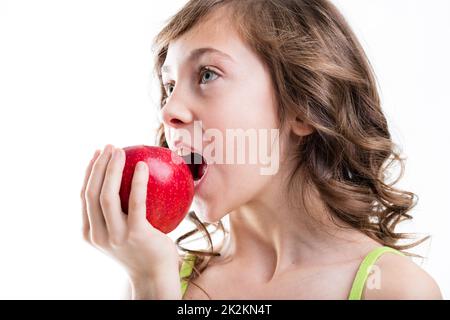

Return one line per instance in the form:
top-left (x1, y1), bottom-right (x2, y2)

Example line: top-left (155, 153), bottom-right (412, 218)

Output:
top-left (119, 145), bottom-right (194, 234)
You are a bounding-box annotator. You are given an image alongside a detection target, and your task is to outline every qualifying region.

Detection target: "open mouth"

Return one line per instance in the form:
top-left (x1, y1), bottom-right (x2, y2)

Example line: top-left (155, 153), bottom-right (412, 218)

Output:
top-left (182, 152), bottom-right (208, 182)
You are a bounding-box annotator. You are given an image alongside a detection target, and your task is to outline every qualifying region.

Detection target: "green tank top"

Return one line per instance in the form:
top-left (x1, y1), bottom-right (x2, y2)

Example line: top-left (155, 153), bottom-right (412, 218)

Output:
top-left (179, 246), bottom-right (404, 299)
top-left (179, 253), bottom-right (197, 297)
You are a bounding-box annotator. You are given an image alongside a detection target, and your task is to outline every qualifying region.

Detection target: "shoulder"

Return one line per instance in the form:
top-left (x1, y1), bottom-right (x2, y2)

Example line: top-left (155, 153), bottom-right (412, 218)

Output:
top-left (363, 251), bottom-right (442, 300)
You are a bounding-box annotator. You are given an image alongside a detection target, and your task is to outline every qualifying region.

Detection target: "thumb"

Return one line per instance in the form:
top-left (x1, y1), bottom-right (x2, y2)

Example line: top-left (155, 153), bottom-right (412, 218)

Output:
top-left (127, 161), bottom-right (153, 229)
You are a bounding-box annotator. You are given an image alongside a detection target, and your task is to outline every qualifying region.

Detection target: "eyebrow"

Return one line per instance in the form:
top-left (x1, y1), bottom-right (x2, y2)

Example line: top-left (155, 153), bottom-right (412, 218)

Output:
top-left (161, 47), bottom-right (234, 74)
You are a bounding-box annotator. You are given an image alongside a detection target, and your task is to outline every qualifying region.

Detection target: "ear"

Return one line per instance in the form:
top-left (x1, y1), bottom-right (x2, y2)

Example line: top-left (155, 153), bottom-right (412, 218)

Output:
top-left (290, 116), bottom-right (315, 137)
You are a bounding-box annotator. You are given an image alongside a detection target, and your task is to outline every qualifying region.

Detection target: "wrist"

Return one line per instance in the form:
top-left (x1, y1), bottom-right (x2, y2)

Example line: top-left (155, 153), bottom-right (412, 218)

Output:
top-left (129, 272), bottom-right (181, 300)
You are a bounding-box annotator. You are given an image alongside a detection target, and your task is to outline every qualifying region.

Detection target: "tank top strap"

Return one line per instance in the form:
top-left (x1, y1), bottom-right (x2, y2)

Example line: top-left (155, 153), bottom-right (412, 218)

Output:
top-left (348, 246), bottom-right (404, 300)
top-left (180, 254), bottom-right (197, 298)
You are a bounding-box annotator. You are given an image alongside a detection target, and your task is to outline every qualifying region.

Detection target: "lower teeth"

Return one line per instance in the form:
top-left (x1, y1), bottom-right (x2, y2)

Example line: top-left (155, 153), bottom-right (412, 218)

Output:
top-left (181, 152), bottom-right (206, 181)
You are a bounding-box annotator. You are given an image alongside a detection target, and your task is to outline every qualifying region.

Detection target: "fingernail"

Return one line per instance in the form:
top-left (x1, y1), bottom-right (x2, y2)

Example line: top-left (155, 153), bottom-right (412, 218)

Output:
top-left (103, 144), bottom-right (114, 154)
top-left (137, 161), bottom-right (147, 171)
top-left (92, 149), bottom-right (101, 159)
top-left (113, 148), bottom-right (123, 159)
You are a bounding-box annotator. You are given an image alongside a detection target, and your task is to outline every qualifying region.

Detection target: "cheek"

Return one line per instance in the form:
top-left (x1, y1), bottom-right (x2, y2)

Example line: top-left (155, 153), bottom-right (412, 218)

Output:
top-left (217, 82), bottom-right (277, 131)
top-left (193, 160), bottom-right (273, 223)
top-left (223, 162), bottom-right (272, 201)
top-left (204, 68), bottom-right (277, 128)
top-left (193, 71), bottom-right (279, 220)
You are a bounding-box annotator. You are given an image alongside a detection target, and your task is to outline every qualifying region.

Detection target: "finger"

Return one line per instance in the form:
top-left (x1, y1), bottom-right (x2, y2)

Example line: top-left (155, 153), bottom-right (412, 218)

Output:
top-left (127, 161), bottom-right (152, 229)
top-left (80, 149), bottom-right (101, 241)
top-left (85, 144), bottom-right (114, 246)
top-left (100, 147), bottom-right (127, 238)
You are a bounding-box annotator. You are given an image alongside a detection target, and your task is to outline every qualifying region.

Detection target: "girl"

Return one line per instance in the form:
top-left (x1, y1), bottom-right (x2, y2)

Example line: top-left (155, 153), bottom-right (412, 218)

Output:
top-left (80, 0), bottom-right (442, 299)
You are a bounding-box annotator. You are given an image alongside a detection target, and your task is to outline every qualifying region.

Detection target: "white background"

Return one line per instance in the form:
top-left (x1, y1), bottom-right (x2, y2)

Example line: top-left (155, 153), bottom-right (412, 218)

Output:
top-left (0, 0), bottom-right (448, 299)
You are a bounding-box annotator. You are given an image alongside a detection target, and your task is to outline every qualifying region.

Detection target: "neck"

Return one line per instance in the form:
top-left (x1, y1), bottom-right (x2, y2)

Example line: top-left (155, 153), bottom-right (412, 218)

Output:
top-left (218, 165), bottom-right (377, 282)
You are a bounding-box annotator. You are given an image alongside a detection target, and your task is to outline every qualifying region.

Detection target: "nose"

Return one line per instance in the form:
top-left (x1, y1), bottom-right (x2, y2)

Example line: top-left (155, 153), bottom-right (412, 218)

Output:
top-left (160, 90), bottom-right (194, 128)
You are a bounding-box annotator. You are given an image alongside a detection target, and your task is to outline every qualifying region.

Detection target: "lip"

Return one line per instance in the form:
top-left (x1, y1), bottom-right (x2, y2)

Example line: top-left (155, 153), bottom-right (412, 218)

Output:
top-left (173, 141), bottom-right (210, 191)
top-left (193, 162), bottom-right (209, 191)
top-left (173, 141), bottom-right (204, 158)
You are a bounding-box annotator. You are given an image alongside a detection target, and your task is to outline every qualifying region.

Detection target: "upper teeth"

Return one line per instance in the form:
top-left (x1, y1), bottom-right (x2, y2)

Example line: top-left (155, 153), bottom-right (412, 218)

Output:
top-left (177, 147), bottom-right (191, 157)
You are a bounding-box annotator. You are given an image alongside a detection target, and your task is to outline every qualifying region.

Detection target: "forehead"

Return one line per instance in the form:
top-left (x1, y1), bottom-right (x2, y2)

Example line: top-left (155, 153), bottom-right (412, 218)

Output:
top-left (164, 7), bottom-right (248, 65)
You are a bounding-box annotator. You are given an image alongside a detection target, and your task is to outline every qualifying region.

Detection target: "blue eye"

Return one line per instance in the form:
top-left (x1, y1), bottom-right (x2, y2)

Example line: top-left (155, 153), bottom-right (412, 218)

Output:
top-left (163, 83), bottom-right (174, 97)
top-left (200, 67), bottom-right (219, 84)
top-left (162, 67), bottom-right (219, 99)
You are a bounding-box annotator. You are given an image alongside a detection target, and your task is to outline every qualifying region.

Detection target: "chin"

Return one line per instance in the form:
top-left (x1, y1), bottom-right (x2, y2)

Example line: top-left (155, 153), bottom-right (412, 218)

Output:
top-left (193, 199), bottom-right (226, 224)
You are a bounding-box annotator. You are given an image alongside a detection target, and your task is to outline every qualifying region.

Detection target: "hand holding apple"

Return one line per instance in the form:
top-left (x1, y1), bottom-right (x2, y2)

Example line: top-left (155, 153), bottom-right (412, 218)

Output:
top-left (119, 145), bottom-right (194, 234)
top-left (80, 144), bottom-right (192, 299)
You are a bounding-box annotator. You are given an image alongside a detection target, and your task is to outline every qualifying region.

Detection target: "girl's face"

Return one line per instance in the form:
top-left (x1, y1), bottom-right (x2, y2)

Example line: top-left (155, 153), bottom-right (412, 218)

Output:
top-left (160, 9), bottom-right (289, 223)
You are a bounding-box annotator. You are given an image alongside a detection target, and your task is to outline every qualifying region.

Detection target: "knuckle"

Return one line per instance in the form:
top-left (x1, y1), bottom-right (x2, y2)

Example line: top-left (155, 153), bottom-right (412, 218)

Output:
top-left (128, 198), bottom-right (142, 211)
top-left (99, 192), bottom-right (112, 209)
top-left (109, 235), bottom-right (124, 247)
top-left (80, 188), bottom-right (86, 200)
top-left (90, 233), bottom-right (106, 248)
top-left (85, 189), bottom-right (97, 202)
top-left (82, 229), bottom-right (91, 244)
top-left (127, 230), bottom-right (143, 243)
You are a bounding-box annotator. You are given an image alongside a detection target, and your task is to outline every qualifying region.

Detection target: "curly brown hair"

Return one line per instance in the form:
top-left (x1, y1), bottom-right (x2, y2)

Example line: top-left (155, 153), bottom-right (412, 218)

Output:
top-left (152, 0), bottom-right (427, 297)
